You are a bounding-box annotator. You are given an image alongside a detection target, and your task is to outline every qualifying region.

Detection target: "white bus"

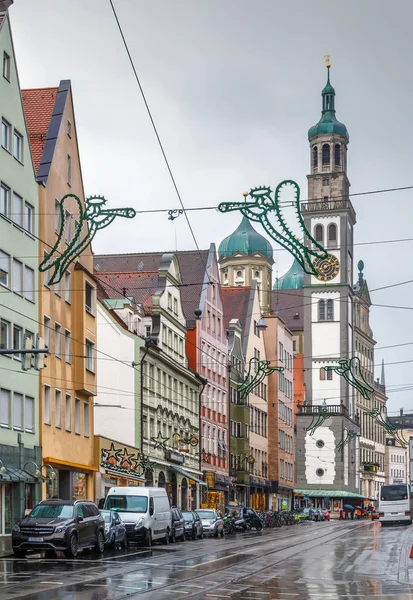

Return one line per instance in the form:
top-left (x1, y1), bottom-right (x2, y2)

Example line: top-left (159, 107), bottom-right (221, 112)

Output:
top-left (379, 483), bottom-right (413, 526)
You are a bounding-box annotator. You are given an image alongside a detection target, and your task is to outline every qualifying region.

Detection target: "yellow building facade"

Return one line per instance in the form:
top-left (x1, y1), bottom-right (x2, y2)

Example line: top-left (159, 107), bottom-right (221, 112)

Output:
top-left (22, 81), bottom-right (97, 500)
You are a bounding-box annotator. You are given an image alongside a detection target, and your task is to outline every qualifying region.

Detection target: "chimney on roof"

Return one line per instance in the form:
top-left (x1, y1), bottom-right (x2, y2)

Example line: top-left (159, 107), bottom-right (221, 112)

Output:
top-left (381, 359), bottom-right (386, 387)
top-left (0, 1), bottom-right (13, 10)
top-left (400, 408), bottom-right (404, 416)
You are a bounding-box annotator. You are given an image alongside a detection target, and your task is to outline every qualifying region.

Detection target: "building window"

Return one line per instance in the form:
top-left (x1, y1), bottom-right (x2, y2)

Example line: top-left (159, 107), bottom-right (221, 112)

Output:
top-left (85, 281), bottom-right (94, 314)
top-left (54, 198), bottom-right (61, 232)
top-left (327, 299), bottom-right (334, 321)
top-left (318, 300), bottom-right (325, 321)
top-left (55, 323), bottom-right (62, 358)
top-left (64, 209), bottom-right (71, 242)
top-left (12, 191), bottom-right (22, 227)
top-left (65, 330), bottom-right (71, 363)
top-left (0, 319), bottom-right (10, 350)
top-left (55, 390), bottom-right (62, 428)
top-left (12, 259), bottom-right (23, 295)
top-left (44, 385), bottom-right (51, 425)
top-left (315, 224), bottom-right (323, 244)
top-left (0, 183), bottom-right (10, 217)
top-left (12, 393), bottom-right (23, 430)
top-left (67, 120), bottom-right (72, 138)
top-left (43, 316), bottom-right (50, 349)
top-left (24, 202), bottom-right (34, 234)
top-left (12, 325), bottom-right (22, 361)
top-left (82, 401), bottom-right (90, 438)
top-left (0, 388), bottom-right (11, 427)
top-left (67, 154), bottom-right (72, 186)
top-left (322, 177), bottom-right (329, 186)
top-left (328, 223), bottom-right (337, 246)
top-left (64, 271), bottom-right (71, 303)
top-left (75, 398), bottom-right (81, 434)
top-left (334, 144), bottom-right (341, 166)
top-left (85, 339), bottom-right (95, 372)
top-left (13, 130), bottom-right (23, 162)
top-left (23, 266), bottom-right (35, 303)
top-left (3, 52), bottom-right (10, 81)
top-left (65, 394), bottom-right (72, 431)
top-left (25, 396), bottom-right (34, 432)
top-left (0, 250), bottom-right (10, 287)
top-left (1, 119), bottom-right (11, 151)
top-left (313, 146), bottom-right (318, 168)
top-left (322, 143), bottom-right (330, 165)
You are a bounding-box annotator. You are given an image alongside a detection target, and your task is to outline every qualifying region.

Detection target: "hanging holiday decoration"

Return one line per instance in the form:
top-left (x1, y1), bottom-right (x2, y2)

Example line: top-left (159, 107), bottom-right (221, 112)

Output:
top-left (336, 429), bottom-right (359, 450)
top-left (100, 442), bottom-right (154, 477)
top-left (306, 406), bottom-right (337, 436)
top-left (168, 209), bottom-right (183, 221)
top-left (239, 358), bottom-right (284, 401)
top-left (218, 181), bottom-right (333, 277)
top-left (173, 432), bottom-right (199, 447)
top-left (138, 454), bottom-right (155, 474)
top-left (40, 194), bottom-right (136, 286)
top-left (325, 357), bottom-right (374, 400)
top-left (151, 431), bottom-right (170, 450)
top-left (366, 407), bottom-right (408, 448)
top-left (200, 448), bottom-right (212, 463)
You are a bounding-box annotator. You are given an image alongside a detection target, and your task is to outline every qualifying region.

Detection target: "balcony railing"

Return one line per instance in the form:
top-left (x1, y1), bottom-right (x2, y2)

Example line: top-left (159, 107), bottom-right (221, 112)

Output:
top-left (297, 403), bottom-right (360, 425)
top-left (301, 198), bottom-right (356, 223)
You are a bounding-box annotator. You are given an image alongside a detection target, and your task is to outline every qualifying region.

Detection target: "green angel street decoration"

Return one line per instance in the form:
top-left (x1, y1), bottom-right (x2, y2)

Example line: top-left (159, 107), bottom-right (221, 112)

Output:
top-left (239, 358), bottom-right (284, 401)
top-left (366, 407), bottom-right (408, 448)
top-left (325, 357), bottom-right (374, 401)
top-left (40, 194), bottom-right (136, 286)
top-left (336, 429), bottom-right (359, 450)
top-left (306, 406), bottom-right (340, 437)
top-left (218, 181), bottom-right (331, 277)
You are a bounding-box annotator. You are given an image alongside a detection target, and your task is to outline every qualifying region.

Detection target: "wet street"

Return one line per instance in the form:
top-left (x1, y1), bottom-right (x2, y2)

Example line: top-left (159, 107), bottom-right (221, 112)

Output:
top-left (2, 520), bottom-right (413, 600)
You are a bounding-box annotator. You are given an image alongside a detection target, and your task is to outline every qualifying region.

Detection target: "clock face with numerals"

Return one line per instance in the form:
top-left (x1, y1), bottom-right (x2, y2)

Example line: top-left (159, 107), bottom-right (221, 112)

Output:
top-left (313, 254), bottom-right (340, 281)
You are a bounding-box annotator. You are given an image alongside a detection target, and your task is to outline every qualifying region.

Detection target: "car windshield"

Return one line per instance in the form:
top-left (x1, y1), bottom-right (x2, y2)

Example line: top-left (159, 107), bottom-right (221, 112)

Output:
top-left (182, 512), bottom-right (194, 521)
top-left (99, 510), bottom-right (111, 523)
top-left (197, 511), bottom-right (215, 519)
top-left (29, 504), bottom-right (74, 520)
top-left (381, 485), bottom-right (408, 501)
top-left (105, 495), bottom-right (148, 513)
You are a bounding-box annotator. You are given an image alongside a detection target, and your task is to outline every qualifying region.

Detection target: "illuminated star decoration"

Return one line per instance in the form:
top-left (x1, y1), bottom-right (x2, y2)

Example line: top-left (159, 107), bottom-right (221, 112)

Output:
top-left (218, 181), bottom-right (329, 276)
top-left (366, 407), bottom-right (408, 448)
top-left (306, 407), bottom-right (335, 437)
top-left (239, 358), bottom-right (284, 401)
top-left (40, 194), bottom-right (136, 285)
top-left (325, 357), bottom-right (374, 400)
top-left (101, 442), bottom-right (122, 467)
top-left (336, 429), bottom-right (359, 450)
top-left (117, 447), bottom-right (135, 469)
top-left (139, 454), bottom-right (155, 474)
top-left (151, 431), bottom-right (169, 451)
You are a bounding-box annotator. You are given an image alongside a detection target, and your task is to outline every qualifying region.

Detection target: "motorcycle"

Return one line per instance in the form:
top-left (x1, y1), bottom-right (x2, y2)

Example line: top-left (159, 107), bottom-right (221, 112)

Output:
top-left (244, 513), bottom-right (263, 531)
top-left (223, 514), bottom-right (235, 534)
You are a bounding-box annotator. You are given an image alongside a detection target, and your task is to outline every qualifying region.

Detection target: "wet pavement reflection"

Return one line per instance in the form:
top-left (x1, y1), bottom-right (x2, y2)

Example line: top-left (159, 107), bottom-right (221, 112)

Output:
top-left (1, 521), bottom-right (413, 599)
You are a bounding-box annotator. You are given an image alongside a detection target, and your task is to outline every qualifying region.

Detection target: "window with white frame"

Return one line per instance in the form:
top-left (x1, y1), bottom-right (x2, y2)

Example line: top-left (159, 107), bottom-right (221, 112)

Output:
top-left (85, 339), bottom-right (95, 372)
top-left (0, 388), bottom-right (10, 427)
top-left (0, 183), bottom-right (10, 217)
top-left (25, 395), bottom-right (35, 432)
top-left (43, 316), bottom-right (50, 349)
top-left (13, 130), bottom-right (23, 162)
top-left (3, 52), bottom-right (10, 81)
top-left (55, 390), bottom-right (62, 428)
top-left (13, 392), bottom-right (23, 430)
top-left (85, 281), bottom-right (94, 314)
top-left (75, 398), bottom-right (81, 434)
top-left (44, 385), bottom-right (51, 425)
top-left (55, 323), bottom-right (62, 358)
top-left (24, 266), bottom-right (35, 302)
top-left (24, 202), bottom-right (33, 234)
top-left (12, 258), bottom-right (22, 295)
top-left (65, 330), bottom-right (71, 363)
top-left (67, 154), bottom-right (72, 186)
top-left (12, 191), bottom-right (22, 227)
top-left (54, 198), bottom-right (61, 232)
top-left (0, 250), bottom-right (10, 287)
top-left (12, 325), bottom-right (22, 360)
top-left (0, 319), bottom-right (10, 350)
top-left (65, 394), bottom-right (72, 431)
top-left (84, 401), bottom-right (90, 437)
top-left (1, 119), bottom-right (11, 151)
top-left (64, 271), bottom-right (71, 303)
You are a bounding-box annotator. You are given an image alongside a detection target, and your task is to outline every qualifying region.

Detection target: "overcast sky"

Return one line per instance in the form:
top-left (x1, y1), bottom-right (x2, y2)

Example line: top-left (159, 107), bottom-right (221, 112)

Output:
top-left (10, 0), bottom-right (413, 412)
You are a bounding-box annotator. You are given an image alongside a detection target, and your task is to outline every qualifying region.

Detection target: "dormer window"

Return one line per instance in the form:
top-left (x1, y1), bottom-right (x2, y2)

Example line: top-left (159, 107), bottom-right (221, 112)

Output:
top-left (3, 52), bottom-right (10, 81)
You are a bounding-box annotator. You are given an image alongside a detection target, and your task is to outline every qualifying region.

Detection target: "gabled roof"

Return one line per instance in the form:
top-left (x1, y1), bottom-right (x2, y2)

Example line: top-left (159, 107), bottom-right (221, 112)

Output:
top-left (94, 250), bottom-right (210, 323)
top-left (95, 271), bottom-right (158, 313)
top-left (222, 287), bottom-right (251, 334)
top-left (21, 80), bottom-right (70, 183)
top-left (271, 289), bottom-right (304, 332)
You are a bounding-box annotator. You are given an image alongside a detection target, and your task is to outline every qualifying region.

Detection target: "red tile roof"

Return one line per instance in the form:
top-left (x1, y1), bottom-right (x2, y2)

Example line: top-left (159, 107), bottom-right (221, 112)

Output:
top-left (95, 271), bottom-right (158, 313)
top-left (222, 287), bottom-right (251, 334)
top-left (21, 87), bottom-right (58, 173)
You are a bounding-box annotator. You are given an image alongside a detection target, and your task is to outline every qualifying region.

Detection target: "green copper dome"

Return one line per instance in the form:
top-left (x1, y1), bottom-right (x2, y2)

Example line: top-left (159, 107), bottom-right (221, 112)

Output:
top-left (219, 216), bottom-right (273, 260)
top-left (273, 258), bottom-right (304, 290)
top-left (308, 69), bottom-right (349, 140)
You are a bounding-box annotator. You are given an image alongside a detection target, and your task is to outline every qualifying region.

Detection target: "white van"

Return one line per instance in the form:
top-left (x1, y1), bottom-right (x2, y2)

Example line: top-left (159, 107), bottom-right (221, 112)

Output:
top-left (104, 487), bottom-right (171, 546)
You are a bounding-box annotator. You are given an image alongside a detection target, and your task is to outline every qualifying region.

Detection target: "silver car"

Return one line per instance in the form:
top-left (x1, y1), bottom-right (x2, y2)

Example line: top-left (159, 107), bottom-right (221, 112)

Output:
top-left (196, 509), bottom-right (224, 538)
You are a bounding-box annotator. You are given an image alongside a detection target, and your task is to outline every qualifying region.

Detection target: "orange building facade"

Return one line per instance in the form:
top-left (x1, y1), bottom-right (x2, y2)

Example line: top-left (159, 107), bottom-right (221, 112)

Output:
top-left (22, 81), bottom-right (97, 500)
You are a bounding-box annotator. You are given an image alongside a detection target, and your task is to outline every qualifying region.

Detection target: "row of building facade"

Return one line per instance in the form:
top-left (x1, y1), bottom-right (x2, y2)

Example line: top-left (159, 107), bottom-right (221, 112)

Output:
top-left (0, 2), bottom-right (408, 550)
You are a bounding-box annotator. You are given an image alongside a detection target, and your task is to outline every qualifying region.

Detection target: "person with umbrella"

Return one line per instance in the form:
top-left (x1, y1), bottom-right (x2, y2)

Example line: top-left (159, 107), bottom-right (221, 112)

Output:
top-left (344, 504), bottom-right (354, 520)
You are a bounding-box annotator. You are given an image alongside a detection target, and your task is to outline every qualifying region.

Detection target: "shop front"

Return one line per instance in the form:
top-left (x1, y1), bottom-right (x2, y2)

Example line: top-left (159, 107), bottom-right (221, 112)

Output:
top-left (151, 450), bottom-right (203, 510)
top-left (249, 476), bottom-right (270, 510)
top-left (43, 457), bottom-right (97, 502)
top-left (294, 489), bottom-right (374, 515)
top-left (228, 472), bottom-right (250, 508)
top-left (275, 485), bottom-right (294, 511)
top-left (202, 472), bottom-right (229, 514)
top-left (94, 436), bottom-right (145, 501)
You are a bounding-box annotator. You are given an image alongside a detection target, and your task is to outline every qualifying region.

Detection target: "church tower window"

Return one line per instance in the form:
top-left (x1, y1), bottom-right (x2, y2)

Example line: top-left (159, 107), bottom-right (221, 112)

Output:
top-left (327, 223), bottom-right (337, 246)
top-left (335, 144), bottom-right (341, 166)
top-left (322, 144), bottom-right (330, 166)
top-left (315, 224), bottom-right (323, 244)
top-left (327, 299), bottom-right (334, 321)
top-left (318, 300), bottom-right (325, 321)
top-left (313, 146), bottom-right (318, 169)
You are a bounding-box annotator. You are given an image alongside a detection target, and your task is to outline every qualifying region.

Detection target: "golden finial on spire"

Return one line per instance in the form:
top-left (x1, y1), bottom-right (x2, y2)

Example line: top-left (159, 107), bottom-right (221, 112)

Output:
top-left (325, 55), bottom-right (331, 69)
top-left (243, 191), bottom-right (248, 198)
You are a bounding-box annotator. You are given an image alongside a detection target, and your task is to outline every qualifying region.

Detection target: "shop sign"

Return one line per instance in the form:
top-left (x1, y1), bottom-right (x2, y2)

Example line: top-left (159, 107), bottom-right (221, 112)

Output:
top-left (205, 472), bottom-right (215, 488)
top-left (250, 476), bottom-right (259, 485)
top-left (281, 499), bottom-right (289, 510)
top-left (215, 474), bottom-right (230, 485)
top-left (165, 450), bottom-right (185, 465)
top-left (264, 479), bottom-right (271, 488)
top-left (104, 476), bottom-right (118, 486)
top-left (72, 472), bottom-right (87, 500)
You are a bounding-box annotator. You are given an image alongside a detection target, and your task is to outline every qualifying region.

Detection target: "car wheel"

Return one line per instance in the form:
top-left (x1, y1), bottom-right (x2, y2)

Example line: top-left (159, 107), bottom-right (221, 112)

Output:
top-left (94, 531), bottom-right (105, 554)
top-left (220, 529), bottom-right (224, 538)
top-left (170, 528), bottom-right (175, 544)
top-left (256, 523), bottom-right (263, 532)
top-left (164, 528), bottom-right (170, 545)
top-left (214, 528), bottom-right (218, 538)
top-left (64, 533), bottom-right (79, 558)
top-left (192, 527), bottom-right (196, 540)
top-left (13, 549), bottom-right (26, 558)
top-left (144, 530), bottom-right (152, 547)
top-left (110, 533), bottom-right (116, 549)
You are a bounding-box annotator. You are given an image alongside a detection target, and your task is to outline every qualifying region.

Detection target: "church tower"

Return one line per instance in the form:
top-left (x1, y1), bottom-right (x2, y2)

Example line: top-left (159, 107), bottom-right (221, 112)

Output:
top-left (296, 61), bottom-right (359, 494)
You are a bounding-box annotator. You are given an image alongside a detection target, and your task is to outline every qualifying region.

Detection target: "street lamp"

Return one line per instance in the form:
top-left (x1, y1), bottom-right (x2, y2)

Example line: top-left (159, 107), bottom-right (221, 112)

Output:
top-left (256, 315), bottom-right (267, 332)
top-left (23, 461), bottom-right (57, 480)
top-left (0, 460), bottom-right (7, 474)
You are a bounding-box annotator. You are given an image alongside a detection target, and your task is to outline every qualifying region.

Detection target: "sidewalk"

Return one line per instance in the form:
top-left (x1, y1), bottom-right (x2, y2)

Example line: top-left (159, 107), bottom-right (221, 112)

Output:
top-left (0, 536), bottom-right (12, 557)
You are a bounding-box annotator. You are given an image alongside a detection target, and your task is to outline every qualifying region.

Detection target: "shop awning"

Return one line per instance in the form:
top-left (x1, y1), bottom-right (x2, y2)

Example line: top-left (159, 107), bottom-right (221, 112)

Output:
top-left (294, 489), bottom-right (372, 499)
top-left (170, 466), bottom-right (206, 486)
top-left (1, 469), bottom-right (38, 483)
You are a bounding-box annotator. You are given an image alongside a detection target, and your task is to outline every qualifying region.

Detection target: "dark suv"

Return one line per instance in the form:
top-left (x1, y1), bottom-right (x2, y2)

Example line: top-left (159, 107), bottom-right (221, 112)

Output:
top-left (12, 499), bottom-right (105, 558)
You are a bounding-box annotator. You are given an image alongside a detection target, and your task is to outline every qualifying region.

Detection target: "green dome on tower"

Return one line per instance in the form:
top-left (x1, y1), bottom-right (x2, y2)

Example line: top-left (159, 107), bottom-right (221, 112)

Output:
top-left (308, 67), bottom-right (349, 140)
top-left (218, 216), bottom-right (273, 260)
top-left (273, 258), bottom-right (304, 290)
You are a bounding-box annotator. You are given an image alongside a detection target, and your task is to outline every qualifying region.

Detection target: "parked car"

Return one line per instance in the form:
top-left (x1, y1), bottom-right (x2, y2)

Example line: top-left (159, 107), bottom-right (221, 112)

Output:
top-left (182, 510), bottom-right (203, 539)
top-left (196, 509), bottom-right (224, 538)
top-left (99, 509), bottom-right (126, 548)
top-left (314, 508), bottom-right (325, 522)
top-left (12, 499), bottom-right (105, 558)
top-left (104, 487), bottom-right (171, 547)
top-left (170, 508), bottom-right (185, 542)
